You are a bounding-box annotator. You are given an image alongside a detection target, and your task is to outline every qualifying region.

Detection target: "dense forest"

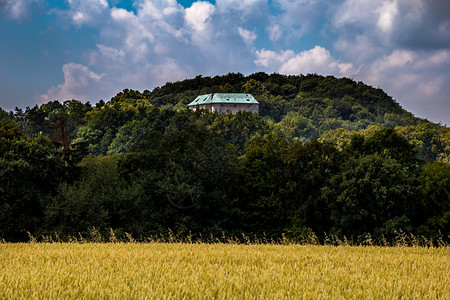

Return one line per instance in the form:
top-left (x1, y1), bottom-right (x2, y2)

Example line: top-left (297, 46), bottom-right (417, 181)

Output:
top-left (1, 73), bottom-right (449, 243)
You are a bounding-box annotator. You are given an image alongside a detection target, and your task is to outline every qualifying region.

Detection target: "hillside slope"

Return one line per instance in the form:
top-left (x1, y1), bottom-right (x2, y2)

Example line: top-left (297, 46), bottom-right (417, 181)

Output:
top-left (144, 72), bottom-right (422, 127)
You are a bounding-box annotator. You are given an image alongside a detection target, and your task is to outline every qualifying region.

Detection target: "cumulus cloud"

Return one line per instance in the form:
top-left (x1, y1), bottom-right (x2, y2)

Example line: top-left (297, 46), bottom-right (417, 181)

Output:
top-left (66, 0), bottom-right (110, 26)
top-left (333, 0), bottom-right (379, 29)
top-left (99, 1), bottom-right (188, 71)
top-left (185, 1), bottom-right (215, 32)
top-left (254, 49), bottom-right (295, 70)
top-left (41, 63), bottom-right (105, 102)
top-left (142, 59), bottom-right (190, 87)
top-left (376, 0), bottom-right (398, 33)
top-left (365, 50), bottom-right (415, 81)
top-left (255, 46), bottom-right (356, 77)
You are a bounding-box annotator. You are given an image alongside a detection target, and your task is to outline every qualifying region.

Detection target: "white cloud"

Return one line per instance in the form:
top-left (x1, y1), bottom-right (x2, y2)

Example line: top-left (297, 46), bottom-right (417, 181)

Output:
top-left (255, 46), bottom-right (357, 77)
top-left (67, 0), bottom-right (110, 26)
top-left (238, 27), bottom-right (257, 45)
top-left (369, 50), bottom-right (415, 74)
top-left (376, 0), bottom-right (398, 32)
top-left (147, 59), bottom-right (190, 86)
top-left (110, 4), bottom-right (182, 62)
top-left (110, 7), bottom-right (133, 21)
top-left (332, 0), bottom-right (392, 58)
top-left (96, 44), bottom-right (125, 62)
top-left (72, 11), bottom-right (85, 23)
top-left (185, 1), bottom-right (215, 32)
top-left (334, 34), bottom-right (383, 65)
top-left (40, 63), bottom-right (104, 102)
top-left (333, 0), bottom-right (379, 28)
top-left (255, 49), bottom-right (294, 69)
top-left (138, 0), bottom-right (176, 19)
top-left (414, 50), bottom-right (450, 68)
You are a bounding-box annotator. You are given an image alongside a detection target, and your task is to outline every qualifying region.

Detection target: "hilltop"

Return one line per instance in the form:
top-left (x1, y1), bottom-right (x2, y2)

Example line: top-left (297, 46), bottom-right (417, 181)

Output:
top-left (118, 72), bottom-right (424, 127)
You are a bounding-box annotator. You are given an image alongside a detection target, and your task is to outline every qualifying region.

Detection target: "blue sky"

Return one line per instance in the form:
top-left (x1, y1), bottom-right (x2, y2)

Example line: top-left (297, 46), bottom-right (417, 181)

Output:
top-left (0, 0), bottom-right (449, 125)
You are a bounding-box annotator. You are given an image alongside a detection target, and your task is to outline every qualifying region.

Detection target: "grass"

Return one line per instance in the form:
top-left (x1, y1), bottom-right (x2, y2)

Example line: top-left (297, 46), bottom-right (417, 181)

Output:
top-left (0, 243), bottom-right (449, 299)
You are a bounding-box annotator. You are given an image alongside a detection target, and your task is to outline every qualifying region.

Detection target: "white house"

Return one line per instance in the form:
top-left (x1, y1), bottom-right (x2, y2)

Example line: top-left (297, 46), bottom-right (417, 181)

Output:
top-left (187, 93), bottom-right (259, 114)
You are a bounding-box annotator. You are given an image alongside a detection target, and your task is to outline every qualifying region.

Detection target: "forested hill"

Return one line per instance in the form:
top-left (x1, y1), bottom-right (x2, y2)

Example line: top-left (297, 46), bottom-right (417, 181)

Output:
top-left (117, 72), bottom-right (421, 127)
top-left (1, 72), bottom-right (449, 243)
top-left (2, 72), bottom-right (442, 159)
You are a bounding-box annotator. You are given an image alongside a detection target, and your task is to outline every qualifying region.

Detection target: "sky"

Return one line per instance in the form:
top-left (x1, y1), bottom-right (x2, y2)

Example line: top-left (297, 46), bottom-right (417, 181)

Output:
top-left (0, 0), bottom-right (449, 125)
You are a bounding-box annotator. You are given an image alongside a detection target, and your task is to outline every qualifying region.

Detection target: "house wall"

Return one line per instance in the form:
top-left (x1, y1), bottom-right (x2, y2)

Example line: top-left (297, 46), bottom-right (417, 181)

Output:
top-left (211, 103), bottom-right (258, 114)
top-left (189, 104), bottom-right (211, 111)
top-left (189, 103), bottom-right (259, 114)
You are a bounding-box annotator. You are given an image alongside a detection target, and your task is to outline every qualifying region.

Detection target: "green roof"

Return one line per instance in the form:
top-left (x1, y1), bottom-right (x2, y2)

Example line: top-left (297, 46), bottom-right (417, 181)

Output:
top-left (188, 93), bottom-right (258, 106)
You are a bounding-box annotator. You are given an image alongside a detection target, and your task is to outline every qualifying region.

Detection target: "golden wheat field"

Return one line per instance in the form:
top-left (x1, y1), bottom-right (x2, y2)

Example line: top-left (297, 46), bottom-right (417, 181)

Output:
top-left (0, 243), bottom-right (448, 299)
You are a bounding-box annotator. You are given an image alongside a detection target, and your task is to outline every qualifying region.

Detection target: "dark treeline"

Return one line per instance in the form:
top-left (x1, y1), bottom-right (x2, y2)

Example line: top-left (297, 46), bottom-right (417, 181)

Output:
top-left (0, 73), bottom-right (449, 243)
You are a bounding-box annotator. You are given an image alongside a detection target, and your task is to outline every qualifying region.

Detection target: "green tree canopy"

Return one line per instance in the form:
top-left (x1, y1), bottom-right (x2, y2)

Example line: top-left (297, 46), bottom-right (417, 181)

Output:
top-left (0, 121), bottom-right (64, 241)
top-left (417, 162), bottom-right (450, 236)
top-left (322, 154), bottom-right (418, 239)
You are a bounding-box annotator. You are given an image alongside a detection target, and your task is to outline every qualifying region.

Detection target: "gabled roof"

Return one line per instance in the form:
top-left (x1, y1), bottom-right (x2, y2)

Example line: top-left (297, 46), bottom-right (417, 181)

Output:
top-left (187, 93), bottom-right (258, 106)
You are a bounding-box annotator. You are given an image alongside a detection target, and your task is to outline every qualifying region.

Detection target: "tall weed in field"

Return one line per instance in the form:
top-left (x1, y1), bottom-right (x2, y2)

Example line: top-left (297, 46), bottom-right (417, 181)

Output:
top-left (22, 228), bottom-right (450, 247)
